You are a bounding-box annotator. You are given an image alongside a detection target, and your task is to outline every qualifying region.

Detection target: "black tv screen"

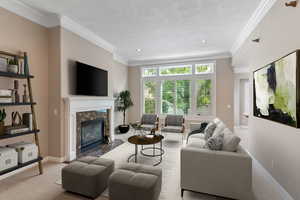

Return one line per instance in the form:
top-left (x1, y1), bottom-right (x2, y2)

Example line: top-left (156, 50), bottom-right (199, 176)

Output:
top-left (75, 61), bottom-right (108, 96)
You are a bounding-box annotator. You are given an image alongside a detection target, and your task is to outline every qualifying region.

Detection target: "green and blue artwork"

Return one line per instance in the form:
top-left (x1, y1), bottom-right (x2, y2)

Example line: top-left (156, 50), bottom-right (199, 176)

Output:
top-left (253, 51), bottom-right (300, 128)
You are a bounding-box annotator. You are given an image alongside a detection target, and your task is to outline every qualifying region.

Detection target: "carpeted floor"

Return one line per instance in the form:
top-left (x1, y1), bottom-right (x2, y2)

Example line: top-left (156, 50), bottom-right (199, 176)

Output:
top-left (102, 133), bottom-right (228, 200)
top-left (0, 132), bottom-right (229, 200)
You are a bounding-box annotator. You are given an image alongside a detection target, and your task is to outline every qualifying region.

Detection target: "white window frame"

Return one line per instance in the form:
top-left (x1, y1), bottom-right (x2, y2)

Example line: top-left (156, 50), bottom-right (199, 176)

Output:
top-left (195, 63), bottom-right (214, 74)
top-left (159, 64), bottom-right (193, 76)
top-left (140, 61), bottom-right (216, 120)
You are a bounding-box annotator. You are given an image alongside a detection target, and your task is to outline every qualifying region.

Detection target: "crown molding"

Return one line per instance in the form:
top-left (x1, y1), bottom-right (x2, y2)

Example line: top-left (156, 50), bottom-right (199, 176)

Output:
top-left (128, 52), bottom-right (231, 67)
top-left (60, 16), bottom-right (116, 54)
top-left (233, 67), bottom-right (250, 74)
top-left (0, 0), bottom-right (60, 27)
top-left (113, 53), bottom-right (128, 66)
top-left (0, 0), bottom-right (129, 65)
top-left (231, 0), bottom-right (278, 55)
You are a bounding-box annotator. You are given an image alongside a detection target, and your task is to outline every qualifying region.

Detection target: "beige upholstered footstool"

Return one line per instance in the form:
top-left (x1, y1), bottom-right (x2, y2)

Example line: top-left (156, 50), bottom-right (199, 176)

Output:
top-left (62, 156), bottom-right (114, 198)
top-left (108, 163), bottom-right (162, 200)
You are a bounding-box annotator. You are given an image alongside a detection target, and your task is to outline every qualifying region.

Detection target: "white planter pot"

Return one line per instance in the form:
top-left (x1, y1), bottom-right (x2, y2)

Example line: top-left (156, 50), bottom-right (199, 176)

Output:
top-left (7, 65), bottom-right (18, 74)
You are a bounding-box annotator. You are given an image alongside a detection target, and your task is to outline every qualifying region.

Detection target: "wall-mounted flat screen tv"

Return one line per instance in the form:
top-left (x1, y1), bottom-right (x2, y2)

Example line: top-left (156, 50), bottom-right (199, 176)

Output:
top-left (75, 61), bottom-right (108, 96)
top-left (253, 50), bottom-right (300, 128)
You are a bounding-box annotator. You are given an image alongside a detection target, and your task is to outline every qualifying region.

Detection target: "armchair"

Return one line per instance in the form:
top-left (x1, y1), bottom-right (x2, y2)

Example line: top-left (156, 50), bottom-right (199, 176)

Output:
top-left (161, 115), bottom-right (185, 141)
top-left (139, 114), bottom-right (159, 132)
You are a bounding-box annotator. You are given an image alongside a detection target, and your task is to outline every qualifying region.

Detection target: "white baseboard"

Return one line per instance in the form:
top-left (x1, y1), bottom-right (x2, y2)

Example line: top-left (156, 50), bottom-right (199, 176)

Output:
top-left (0, 156), bottom-right (65, 181)
top-left (0, 157), bottom-right (49, 181)
top-left (47, 156), bottom-right (65, 163)
top-left (244, 149), bottom-right (295, 200)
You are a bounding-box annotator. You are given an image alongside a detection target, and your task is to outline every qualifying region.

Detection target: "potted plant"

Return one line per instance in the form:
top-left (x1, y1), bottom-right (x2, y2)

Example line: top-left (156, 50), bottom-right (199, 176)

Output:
top-left (116, 90), bottom-right (133, 133)
top-left (7, 56), bottom-right (19, 74)
top-left (0, 109), bottom-right (6, 135)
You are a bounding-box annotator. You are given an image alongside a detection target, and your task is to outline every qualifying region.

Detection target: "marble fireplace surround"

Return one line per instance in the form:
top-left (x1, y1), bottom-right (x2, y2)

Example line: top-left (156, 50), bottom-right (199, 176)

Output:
top-left (64, 97), bottom-right (115, 161)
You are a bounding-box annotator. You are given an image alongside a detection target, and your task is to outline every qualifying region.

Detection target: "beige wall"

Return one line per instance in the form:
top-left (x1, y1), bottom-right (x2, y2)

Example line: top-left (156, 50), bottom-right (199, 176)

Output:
top-left (56, 28), bottom-right (128, 157)
top-left (0, 8), bottom-right (129, 159)
top-left (48, 27), bottom-right (62, 157)
top-left (128, 67), bottom-right (141, 123)
top-left (61, 28), bottom-right (114, 98)
top-left (112, 60), bottom-right (128, 126)
top-left (0, 8), bottom-right (49, 156)
top-left (232, 2), bottom-right (300, 199)
top-left (127, 58), bottom-right (234, 129)
top-left (216, 58), bottom-right (234, 129)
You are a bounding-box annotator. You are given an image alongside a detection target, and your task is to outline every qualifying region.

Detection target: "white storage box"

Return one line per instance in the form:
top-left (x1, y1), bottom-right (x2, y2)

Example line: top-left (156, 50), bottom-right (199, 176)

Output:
top-left (0, 147), bottom-right (18, 172)
top-left (8, 142), bottom-right (38, 164)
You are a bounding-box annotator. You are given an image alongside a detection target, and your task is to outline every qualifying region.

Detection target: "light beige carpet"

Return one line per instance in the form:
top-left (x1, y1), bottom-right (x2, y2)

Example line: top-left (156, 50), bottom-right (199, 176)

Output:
top-left (100, 133), bottom-right (228, 200)
top-left (0, 133), bottom-right (227, 200)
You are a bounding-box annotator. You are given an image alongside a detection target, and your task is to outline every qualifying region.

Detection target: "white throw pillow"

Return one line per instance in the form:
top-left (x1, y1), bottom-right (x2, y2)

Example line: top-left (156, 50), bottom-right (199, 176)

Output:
top-left (203, 122), bottom-right (217, 140)
top-left (212, 122), bottom-right (226, 137)
top-left (222, 134), bottom-right (241, 152)
top-left (223, 128), bottom-right (233, 135)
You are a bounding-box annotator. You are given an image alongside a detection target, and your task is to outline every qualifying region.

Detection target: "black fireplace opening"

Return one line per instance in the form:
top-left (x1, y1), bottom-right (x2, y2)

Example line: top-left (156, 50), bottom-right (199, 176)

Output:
top-left (80, 118), bottom-right (105, 152)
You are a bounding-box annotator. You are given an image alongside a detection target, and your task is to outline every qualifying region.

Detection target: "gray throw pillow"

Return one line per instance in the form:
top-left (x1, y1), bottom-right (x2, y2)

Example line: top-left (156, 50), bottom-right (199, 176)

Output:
top-left (205, 133), bottom-right (224, 151)
top-left (204, 122), bottom-right (217, 140)
top-left (222, 134), bottom-right (241, 152)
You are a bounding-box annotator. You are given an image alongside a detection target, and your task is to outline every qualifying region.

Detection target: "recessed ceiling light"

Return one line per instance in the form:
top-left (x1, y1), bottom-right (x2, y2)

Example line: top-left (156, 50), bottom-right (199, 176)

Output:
top-left (136, 49), bottom-right (142, 52)
top-left (202, 40), bottom-right (207, 44)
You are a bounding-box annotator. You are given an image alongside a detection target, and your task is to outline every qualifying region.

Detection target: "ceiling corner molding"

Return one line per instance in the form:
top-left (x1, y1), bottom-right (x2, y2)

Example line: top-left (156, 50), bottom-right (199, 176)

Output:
top-left (60, 16), bottom-right (116, 54)
top-left (113, 53), bottom-right (128, 66)
top-left (128, 52), bottom-right (232, 67)
top-left (231, 0), bottom-right (278, 55)
top-left (0, 0), bottom-right (127, 64)
top-left (0, 0), bottom-right (60, 27)
top-left (233, 67), bottom-right (250, 74)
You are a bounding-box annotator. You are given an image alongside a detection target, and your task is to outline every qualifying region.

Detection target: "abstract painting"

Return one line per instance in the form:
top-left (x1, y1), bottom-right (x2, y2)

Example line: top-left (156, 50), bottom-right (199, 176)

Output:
top-left (253, 50), bottom-right (300, 128)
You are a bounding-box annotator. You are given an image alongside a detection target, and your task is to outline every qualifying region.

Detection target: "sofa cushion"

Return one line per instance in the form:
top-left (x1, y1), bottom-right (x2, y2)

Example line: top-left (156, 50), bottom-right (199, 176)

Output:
top-left (161, 126), bottom-right (182, 133)
top-left (187, 141), bottom-right (206, 148)
top-left (203, 122), bottom-right (217, 140)
top-left (222, 134), bottom-right (241, 152)
top-left (188, 134), bottom-right (205, 144)
top-left (204, 133), bottom-right (224, 150)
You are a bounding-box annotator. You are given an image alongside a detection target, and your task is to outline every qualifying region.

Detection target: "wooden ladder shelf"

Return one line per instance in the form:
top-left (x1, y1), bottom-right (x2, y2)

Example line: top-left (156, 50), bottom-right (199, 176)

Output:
top-left (0, 51), bottom-right (43, 175)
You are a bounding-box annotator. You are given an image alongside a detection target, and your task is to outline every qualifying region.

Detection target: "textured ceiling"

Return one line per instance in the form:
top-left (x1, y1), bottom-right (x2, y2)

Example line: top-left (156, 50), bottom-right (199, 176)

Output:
top-left (20, 0), bottom-right (261, 62)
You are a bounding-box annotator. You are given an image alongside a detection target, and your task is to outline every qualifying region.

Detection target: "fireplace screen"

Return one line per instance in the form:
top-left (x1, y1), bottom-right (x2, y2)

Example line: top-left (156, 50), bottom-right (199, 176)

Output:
top-left (80, 118), bottom-right (104, 151)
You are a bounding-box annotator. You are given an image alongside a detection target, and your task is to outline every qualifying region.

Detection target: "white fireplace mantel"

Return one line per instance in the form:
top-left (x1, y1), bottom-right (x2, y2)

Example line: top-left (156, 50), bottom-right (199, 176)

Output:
top-left (64, 96), bottom-right (115, 161)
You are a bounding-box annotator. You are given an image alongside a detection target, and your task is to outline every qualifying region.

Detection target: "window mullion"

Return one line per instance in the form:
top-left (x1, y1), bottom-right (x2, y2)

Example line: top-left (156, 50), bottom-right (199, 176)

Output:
top-left (156, 79), bottom-right (161, 115)
top-left (174, 80), bottom-right (177, 114)
top-left (191, 79), bottom-right (196, 115)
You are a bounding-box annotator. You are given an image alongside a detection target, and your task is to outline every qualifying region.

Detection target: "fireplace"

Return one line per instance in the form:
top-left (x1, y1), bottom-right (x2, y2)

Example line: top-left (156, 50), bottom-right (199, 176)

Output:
top-left (80, 118), bottom-right (105, 152)
top-left (76, 110), bottom-right (110, 158)
top-left (64, 97), bottom-right (115, 161)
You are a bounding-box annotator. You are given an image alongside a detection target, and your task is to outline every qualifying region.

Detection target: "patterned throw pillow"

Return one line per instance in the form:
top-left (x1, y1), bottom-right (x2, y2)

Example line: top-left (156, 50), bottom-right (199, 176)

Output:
top-left (205, 133), bottom-right (224, 151)
top-left (204, 122), bottom-right (217, 140)
top-left (222, 134), bottom-right (241, 152)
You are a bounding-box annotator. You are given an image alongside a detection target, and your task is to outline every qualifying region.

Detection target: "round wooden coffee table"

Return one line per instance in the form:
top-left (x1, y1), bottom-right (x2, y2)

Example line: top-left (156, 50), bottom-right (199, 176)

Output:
top-left (128, 134), bottom-right (164, 166)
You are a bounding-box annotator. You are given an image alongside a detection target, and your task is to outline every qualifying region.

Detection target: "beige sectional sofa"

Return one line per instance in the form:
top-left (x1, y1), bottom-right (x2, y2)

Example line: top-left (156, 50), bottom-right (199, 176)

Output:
top-left (181, 118), bottom-right (252, 200)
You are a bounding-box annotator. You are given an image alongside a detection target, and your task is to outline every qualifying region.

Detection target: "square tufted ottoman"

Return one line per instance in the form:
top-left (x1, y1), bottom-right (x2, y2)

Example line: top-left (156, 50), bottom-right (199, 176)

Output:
top-left (108, 163), bottom-right (162, 200)
top-left (62, 156), bottom-right (114, 198)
